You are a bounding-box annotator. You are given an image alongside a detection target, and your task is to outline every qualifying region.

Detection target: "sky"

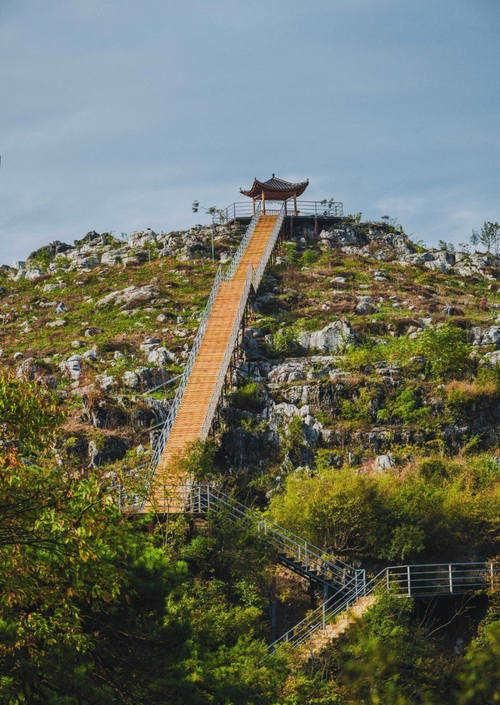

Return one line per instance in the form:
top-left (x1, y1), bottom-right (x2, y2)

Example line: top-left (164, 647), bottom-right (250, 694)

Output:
top-left (0, 0), bottom-right (498, 263)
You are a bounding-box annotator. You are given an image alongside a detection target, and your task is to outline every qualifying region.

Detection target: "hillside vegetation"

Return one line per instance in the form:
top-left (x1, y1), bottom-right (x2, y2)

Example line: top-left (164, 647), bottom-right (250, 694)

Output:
top-left (0, 217), bottom-right (498, 704)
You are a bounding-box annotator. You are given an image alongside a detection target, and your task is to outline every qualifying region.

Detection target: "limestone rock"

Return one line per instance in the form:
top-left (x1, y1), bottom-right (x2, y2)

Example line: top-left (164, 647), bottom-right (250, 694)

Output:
top-left (128, 229), bottom-right (158, 247)
top-left (97, 284), bottom-right (159, 309)
top-left (355, 296), bottom-right (376, 314)
top-left (61, 354), bottom-right (82, 380)
top-left (375, 454), bottom-right (395, 470)
top-left (96, 374), bottom-right (116, 391)
top-left (479, 350), bottom-right (500, 366)
top-left (147, 347), bottom-right (176, 366)
top-left (25, 267), bottom-right (45, 281)
top-left (472, 325), bottom-right (500, 348)
top-left (298, 320), bottom-right (354, 353)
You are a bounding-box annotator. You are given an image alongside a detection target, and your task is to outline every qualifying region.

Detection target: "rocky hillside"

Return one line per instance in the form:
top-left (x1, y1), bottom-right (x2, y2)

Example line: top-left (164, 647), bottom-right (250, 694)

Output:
top-left (1, 217), bottom-right (497, 474)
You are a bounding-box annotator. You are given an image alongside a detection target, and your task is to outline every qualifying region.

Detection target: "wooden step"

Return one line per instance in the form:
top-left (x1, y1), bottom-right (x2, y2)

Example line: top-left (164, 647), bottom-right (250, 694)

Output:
top-left (145, 214), bottom-right (280, 512)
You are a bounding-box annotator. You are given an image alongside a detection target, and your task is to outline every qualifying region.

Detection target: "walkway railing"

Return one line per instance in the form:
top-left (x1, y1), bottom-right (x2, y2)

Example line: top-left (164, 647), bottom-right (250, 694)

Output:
top-left (125, 207), bottom-right (285, 509)
top-left (221, 199), bottom-right (344, 222)
top-left (270, 561), bottom-right (498, 649)
top-left (187, 484), bottom-right (358, 588)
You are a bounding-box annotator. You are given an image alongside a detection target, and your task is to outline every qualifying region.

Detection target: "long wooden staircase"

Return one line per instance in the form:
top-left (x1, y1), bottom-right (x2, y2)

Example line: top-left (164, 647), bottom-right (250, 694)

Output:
top-left (142, 212), bottom-right (284, 513)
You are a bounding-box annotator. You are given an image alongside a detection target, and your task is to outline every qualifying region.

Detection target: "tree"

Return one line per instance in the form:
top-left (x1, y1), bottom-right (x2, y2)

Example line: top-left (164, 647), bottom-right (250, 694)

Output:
top-left (470, 221), bottom-right (499, 255)
top-left (0, 377), bottom-right (287, 704)
top-left (457, 608), bottom-right (500, 705)
top-left (438, 239), bottom-right (455, 253)
top-left (192, 201), bottom-right (227, 261)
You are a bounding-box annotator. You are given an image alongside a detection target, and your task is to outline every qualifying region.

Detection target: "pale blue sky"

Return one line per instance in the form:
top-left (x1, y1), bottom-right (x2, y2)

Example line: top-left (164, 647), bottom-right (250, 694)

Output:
top-left (1, 0), bottom-right (498, 263)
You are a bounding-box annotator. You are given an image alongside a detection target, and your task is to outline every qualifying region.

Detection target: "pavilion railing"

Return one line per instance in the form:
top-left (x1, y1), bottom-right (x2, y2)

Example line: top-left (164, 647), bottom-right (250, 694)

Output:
top-left (221, 199), bottom-right (343, 222)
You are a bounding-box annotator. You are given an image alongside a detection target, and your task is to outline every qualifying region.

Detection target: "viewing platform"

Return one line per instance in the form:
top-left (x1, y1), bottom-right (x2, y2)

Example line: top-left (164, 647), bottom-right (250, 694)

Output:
top-left (220, 199), bottom-right (344, 225)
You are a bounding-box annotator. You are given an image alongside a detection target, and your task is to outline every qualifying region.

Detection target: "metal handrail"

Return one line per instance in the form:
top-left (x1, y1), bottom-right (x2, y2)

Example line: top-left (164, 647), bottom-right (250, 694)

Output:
top-left (252, 208), bottom-right (285, 289)
top-left (189, 484), bottom-right (357, 586)
top-left (146, 263), bottom-right (225, 478)
top-left (221, 199), bottom-right (344, 222)
top-left (225, 211), bottom-right (260, 279)
top-left (200, 266), bottom-right (253, 439)
top-left (130, 206), bottom-right (286, 508)
top-left (270, 561), bottom-right (498, 649)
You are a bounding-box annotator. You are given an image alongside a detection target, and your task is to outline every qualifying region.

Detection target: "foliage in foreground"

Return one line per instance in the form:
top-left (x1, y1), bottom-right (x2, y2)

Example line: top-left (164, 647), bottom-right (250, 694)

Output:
top-left (0, 376), bottom-right (498, 704)
top-left (267, 459), bottom-right (498, 563)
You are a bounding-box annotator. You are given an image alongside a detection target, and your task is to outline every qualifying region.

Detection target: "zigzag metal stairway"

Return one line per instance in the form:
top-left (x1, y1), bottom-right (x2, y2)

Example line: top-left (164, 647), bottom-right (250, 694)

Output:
top-left (184, 485), bottom-right (499, 654)
top-left (141, 209), bottom-right (285, 513)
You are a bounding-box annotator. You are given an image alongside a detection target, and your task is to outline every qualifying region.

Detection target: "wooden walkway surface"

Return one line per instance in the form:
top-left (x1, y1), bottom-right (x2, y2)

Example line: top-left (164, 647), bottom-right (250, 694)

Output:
top-left (144, 214), bottom-right (278, 512)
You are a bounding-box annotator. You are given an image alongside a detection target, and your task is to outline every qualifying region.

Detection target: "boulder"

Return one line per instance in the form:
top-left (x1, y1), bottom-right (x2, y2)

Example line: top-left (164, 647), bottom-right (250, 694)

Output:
top-left (268, 359), bottom-right (310, 385)
top-left (82, 348), bottom-right (99, 361)
top-left (61, 354), bottom-right (82, 380)
top-left (96, 374), bottom-right (116, 391)
top-left (375, 454), bottom-right (395, 470)
top-left (128, 228), bottom-right (158, 247)
top-left (424, 251), bottom-right (455, 273)
top-left (101, 250), bottom-right (125, 266)
top-left (140, 336), bottom-right (161, 353)
top-left (355, 296), bottom-right (376, 314)
top-left (147, 347), bottom-right (176, 366)
top-left (97, 284), bottom-right (159, 309)
top-left (25, 267), bottom-right (45, 281)
top-left (72, 254), bottom-right (99, 269)
top-left (122, 366), bottom-right (165, 390)
top-left (319, 228), bottom-right (366, 247)
top-left (298, 320), bottom-right (354, 353)
top-left (472, 325), bottom-right (500, 348)
top-left (479, 350), bottom-right (500, 367)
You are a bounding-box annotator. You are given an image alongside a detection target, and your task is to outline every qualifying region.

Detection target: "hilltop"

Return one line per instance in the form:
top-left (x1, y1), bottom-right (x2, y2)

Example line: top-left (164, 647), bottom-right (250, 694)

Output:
top-left (0, 217), bottom-right (497, 470)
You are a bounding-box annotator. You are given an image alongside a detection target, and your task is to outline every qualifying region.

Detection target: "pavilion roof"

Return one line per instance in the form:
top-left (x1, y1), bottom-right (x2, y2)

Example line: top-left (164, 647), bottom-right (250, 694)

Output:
top-left (240, 174), bottom-right (309, 200)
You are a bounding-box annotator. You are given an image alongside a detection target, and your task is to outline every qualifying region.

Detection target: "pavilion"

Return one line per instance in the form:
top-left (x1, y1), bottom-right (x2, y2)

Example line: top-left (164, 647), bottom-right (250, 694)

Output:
top-left (240, 174), bottom-right (309, 215)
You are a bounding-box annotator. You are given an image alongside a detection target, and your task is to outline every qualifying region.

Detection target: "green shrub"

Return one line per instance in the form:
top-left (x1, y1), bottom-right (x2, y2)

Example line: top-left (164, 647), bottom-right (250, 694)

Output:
top-left (417, 324), bottom-right (471, 380)
top-left (377, 387), bottom-right (430, 424)
top-left (268, 325), bottom-right (299, 356)
top-left (268, 461), bottom-right (497, 563)
top-left (418, 458), bottom-right (451, 481)
top-left (301, 249), bottom-right (319, 267)
top-left (341, 324), bottom-right (472, 381)
top-left (282, 241), bottom-right (299, 265)
top-left (231, 382), bottom-right (263, 412)
top-left (340, 387), bottom-right (375, 422)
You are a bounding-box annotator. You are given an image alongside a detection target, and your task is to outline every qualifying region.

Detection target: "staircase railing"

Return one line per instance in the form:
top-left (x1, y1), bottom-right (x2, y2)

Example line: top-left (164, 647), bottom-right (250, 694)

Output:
top-left (270, 561), bottom-right (498, 650)
top-left (225, 211), bottom-right (260, 279)
top-left (149, 262), bottom-right (226, 470)
top-left (200, 266), bottom-right (253, 439)
top-left (128, 207), bottom-right (285, 509)
top-left (252, 208), bottom-right (285, 289)
top-left (187, 484), bottom-right (357, 588)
